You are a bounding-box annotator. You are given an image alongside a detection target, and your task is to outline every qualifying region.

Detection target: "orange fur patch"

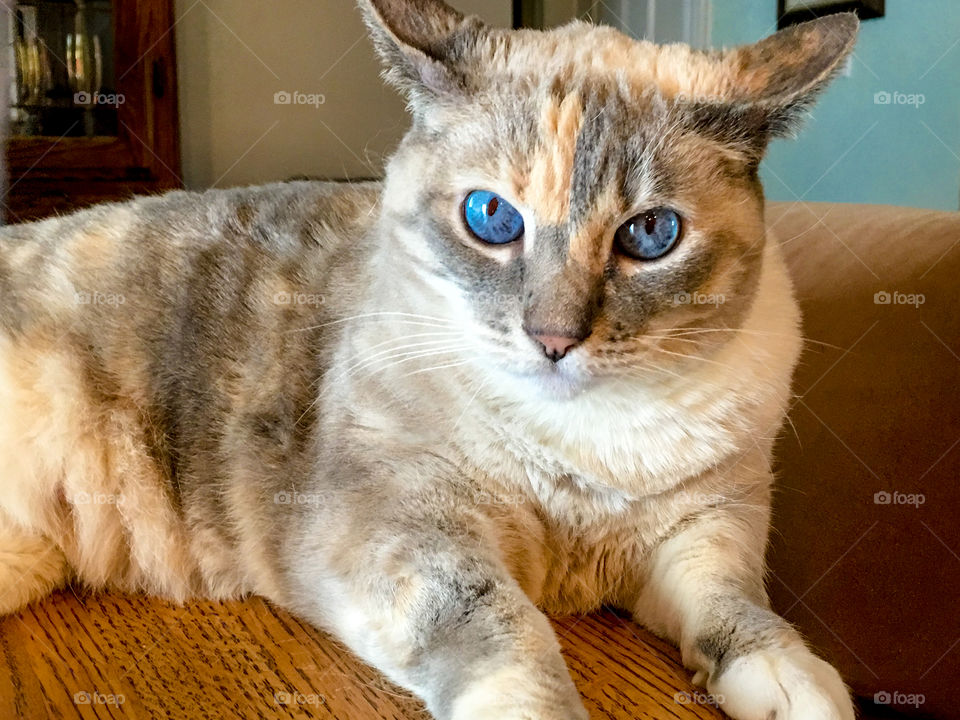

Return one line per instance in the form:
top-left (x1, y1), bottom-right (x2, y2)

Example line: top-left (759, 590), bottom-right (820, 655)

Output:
top-left (525, 93), bottom-right (583, 226)
top-left (567, 186), bottom-right (620, 273)
top-left (0, 332), bottom-right (201, 608)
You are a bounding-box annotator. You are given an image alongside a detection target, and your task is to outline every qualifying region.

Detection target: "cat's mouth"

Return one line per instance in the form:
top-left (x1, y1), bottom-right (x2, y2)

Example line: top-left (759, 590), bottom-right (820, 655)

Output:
top-left (512, 352), bottom-right (595, 400)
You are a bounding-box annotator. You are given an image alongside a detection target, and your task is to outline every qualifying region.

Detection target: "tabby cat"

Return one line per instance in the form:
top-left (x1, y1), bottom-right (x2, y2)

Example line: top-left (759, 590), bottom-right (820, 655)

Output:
top-left (0, 1), bottom-right (859, 718)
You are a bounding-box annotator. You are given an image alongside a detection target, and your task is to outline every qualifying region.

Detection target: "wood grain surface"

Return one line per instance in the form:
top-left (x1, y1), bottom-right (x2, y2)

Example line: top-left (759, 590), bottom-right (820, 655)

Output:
top-left (0, 590), bottom-right (726, 719)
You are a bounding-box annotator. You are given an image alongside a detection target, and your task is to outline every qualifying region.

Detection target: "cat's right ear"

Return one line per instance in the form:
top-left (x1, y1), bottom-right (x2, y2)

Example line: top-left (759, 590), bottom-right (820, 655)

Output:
top-left (357, 0), bottom-right (485, 107)
top-left (685, 14), bottom-right (859, 163)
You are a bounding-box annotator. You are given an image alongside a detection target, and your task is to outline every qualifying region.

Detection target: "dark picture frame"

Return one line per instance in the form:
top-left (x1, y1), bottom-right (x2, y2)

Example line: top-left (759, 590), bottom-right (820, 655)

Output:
top-left (513, 0), bottom-right (544, 29)
top-left (778, 0), bottom-right (884, 29)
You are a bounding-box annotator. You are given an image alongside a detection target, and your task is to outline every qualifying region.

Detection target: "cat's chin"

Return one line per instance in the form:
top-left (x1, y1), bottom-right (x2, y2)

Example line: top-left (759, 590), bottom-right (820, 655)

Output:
top-left (531, 366), bottom-right (592, 400)
top-left (491, 357), bottom-right (597, 401)
top-left (491, 357), bottom-right (675, 404)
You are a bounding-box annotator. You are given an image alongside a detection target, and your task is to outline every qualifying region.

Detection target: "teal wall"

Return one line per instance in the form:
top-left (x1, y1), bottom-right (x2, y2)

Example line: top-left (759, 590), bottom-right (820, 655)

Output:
top-left (712, 1), bottom-right (960, 210)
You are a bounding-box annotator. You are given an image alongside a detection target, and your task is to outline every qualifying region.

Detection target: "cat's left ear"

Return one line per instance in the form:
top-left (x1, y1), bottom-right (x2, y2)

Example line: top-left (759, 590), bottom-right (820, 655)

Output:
top-left (690, 13), bottom-right (859, 159)
top-left (357, 0), bottom-right (486, 107)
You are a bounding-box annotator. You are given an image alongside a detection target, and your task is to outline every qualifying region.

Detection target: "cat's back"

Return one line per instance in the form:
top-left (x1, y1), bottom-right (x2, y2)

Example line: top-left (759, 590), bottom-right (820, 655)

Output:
top-left (0, 179), bottom-right (381, 248)
top-left (0, 180), bottom-right (381, 338)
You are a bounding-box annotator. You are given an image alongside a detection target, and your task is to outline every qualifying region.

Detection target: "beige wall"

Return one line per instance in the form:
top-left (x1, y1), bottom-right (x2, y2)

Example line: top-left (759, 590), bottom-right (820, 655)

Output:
top-left (543, 0), bottom-right (584, 27)
top-left (457, 0), bottom-right (511, 26)
top-left (175, 1), bottom-right (511, 190)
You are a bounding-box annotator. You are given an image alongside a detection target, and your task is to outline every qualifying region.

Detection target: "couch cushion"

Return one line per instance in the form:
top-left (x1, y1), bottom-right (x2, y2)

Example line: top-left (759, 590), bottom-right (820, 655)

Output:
top-left (767, 202), bottom-right (960, 719)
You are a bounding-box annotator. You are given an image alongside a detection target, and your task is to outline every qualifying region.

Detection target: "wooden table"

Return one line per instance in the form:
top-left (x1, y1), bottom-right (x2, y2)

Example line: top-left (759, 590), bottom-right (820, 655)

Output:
top-left (0, 590), bottom-right (725, 719)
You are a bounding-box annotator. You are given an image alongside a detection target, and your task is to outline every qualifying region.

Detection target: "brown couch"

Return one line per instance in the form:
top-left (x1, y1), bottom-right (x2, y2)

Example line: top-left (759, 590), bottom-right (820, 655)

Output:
top-left (768, 202), bottom-right (960, 719)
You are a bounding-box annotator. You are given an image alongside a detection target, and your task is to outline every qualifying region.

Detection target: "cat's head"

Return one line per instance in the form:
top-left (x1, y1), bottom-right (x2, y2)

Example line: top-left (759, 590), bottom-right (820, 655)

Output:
top-left (359, 0), bottom-right (857, 396)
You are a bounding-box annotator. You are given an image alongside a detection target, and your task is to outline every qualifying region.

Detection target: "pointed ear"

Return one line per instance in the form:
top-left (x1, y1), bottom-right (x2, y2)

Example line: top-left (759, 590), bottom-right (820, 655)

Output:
top-left (357, 0), bottom-right (486, 106)
top-left (687, 13), bottom-right (859, 161)
top-left (729, 13), bottom-right (859, 133)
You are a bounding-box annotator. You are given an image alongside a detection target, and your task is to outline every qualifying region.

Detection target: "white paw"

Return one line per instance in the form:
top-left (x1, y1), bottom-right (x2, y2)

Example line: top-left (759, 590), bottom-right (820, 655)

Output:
top-left (448, 661), bottom-right (589, 720)
top-left (708, 645), bottom-right (854, 720)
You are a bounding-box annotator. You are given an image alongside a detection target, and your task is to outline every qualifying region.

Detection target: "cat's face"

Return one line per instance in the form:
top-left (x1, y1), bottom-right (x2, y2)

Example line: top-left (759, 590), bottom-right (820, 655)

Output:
top-left (363, 0), bottom-right (857, 395)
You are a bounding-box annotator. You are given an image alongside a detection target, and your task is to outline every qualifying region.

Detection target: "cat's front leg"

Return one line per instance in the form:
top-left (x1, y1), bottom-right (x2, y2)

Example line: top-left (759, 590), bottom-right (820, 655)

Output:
top-left (279, 471), bottom-right (587, 720)
top-left (632, 497), bottom-right (854, 720)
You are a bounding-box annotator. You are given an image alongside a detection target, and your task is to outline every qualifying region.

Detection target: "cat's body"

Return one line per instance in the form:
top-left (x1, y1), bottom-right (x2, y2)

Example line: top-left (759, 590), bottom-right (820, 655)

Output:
top-left (0, 176), bottom-right (790, 604)
top-left (0, 3), bottom-right (859, 719)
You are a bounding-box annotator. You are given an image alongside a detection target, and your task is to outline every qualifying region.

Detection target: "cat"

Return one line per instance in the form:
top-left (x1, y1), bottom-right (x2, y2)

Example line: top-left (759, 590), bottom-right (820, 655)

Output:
top-left (0, 1), bottom-right (859, 718)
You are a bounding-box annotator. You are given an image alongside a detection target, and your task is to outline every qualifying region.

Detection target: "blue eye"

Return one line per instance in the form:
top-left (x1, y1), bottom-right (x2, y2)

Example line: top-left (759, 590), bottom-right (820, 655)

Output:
top-left (463, 190), bottom-right (525, 245)
top-left (615, 208), bottom-right (682, 260)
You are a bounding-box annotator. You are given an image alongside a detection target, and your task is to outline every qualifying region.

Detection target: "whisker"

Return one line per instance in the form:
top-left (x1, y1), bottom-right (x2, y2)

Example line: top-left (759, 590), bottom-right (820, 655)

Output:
top-left (364, 330), bottom-right (465, 349)
top-left (620, 361), bottom-right (688, 383)
top-left (347, 334), bottom-right (465, 365)
top-left (286, 311), bottom-right (458, 334)
top-left (309, 335), bottom-right (466, 390)
top-left (403, 360), bottom-right (471, 377)
top-left (447, 377), bottom-right (488, 440)
top-left (647, 327), bottom-right (842, 351)
top-left (647, 346), bottom-right (793, 393)
top-left (296, 345), bottom-right (472, 426)
top-left (646, 346), bottom-right (742, 373)
top-left (345, 341), bottom-right (470, 378)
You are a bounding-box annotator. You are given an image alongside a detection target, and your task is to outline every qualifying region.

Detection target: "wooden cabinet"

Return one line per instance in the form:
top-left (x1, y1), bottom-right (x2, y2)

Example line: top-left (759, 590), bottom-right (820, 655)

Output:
top-left (6, 0), bottom-right (180, 223)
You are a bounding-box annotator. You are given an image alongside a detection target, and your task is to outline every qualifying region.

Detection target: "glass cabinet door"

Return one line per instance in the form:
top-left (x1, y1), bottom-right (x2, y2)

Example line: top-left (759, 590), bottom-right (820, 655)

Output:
top-left (4, 0), bottom-right (181, 223)
top-left (10, 0), bottom-right (117, 138)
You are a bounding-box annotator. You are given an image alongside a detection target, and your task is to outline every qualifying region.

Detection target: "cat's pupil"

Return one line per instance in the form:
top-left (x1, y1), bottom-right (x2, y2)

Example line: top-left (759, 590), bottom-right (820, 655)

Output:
top-left (487, 197), bottom-right (499, 216)
top-left (614, 207), bottom-right (682, 261)
top-left (644, 212), bottom-right (657, 235)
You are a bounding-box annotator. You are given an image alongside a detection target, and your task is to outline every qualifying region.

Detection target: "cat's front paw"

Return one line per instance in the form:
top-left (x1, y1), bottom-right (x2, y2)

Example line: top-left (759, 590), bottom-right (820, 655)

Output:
top-left (448, 664), bottom-right (589, 720)
top-left (708, 645), bottom-right (854, 720)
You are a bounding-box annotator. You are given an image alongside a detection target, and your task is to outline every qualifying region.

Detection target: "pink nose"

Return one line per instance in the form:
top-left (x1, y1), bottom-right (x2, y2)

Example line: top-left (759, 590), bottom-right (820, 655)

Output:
top-left (532, 334), bottom-right (581, 362)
